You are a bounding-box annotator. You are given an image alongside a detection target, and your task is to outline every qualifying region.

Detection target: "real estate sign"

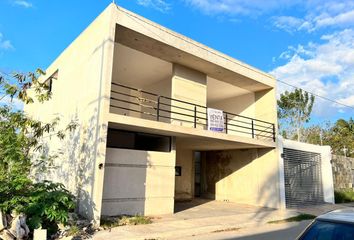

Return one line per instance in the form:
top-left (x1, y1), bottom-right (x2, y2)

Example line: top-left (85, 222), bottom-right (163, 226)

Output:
top-left (207, 108), bottom-right (224, 132)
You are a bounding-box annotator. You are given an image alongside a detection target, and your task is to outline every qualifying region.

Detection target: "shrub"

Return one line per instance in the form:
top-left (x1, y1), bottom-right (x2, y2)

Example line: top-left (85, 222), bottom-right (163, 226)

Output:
top-left (335, 189), bottom-right (354, 203)
top-left (0, 70), bottom-right (77, 235)
top-left (0, 180), bottom-right (75, 234)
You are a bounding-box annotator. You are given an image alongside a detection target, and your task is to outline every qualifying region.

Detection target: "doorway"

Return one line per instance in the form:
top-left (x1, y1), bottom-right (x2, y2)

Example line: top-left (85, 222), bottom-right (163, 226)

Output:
top-left (194, 151), bottom-right (201, 197)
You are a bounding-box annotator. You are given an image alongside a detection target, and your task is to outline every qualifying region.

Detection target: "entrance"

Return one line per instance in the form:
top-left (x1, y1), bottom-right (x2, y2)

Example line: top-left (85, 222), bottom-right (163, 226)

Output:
top-left (194, 151), bottom-right (201, 197)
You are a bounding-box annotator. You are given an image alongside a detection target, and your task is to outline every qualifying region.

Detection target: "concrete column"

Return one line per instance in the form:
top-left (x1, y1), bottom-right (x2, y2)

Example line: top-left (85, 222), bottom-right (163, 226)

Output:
top-left (255, 88), bottom-right (277, 141)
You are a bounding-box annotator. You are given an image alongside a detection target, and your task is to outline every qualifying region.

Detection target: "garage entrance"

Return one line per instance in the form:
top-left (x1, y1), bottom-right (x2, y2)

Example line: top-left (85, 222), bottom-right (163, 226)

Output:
top-left (283, 148), bottom-right (325, 208)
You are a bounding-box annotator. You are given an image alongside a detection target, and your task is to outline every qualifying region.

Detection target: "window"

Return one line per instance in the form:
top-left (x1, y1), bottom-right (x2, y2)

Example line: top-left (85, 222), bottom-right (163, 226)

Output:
top-left (44, 70), bottom-right (58, 93)
top-left (106, 129), bottom-right (171, 152)
top-left (45, 78), bottom-right (53, 92)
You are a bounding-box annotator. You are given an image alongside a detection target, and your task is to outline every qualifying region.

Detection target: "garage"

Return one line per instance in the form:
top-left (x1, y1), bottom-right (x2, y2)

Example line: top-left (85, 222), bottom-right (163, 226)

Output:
top-left (283, 147), bottom-right (325, 208)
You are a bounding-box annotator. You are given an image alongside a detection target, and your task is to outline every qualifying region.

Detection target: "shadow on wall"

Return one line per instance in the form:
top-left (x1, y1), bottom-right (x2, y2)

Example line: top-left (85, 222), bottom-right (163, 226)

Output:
top-left (101, 147), bottom-right (148, 216)
top-left (41, 107), bottom-right (107, 220)
top-left (201, 148), bottom-right (281, 221)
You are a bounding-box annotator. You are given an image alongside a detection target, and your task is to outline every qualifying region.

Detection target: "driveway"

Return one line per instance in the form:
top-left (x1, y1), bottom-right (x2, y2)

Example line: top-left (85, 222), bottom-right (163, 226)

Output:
top-left (94, 200), bottom-right (354, 239)
top-left (94, 199), bottom-right (298, 240)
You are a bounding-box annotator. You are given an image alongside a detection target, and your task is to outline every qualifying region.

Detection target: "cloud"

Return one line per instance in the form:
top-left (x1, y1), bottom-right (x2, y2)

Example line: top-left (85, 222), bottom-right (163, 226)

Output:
top-left (272, 1), bottom-right (354, 33)
top-left (272, 16), bottom-right (313, 33)
top-left (270, 29), bottom-right (354, 116)
top-left (137, 0), bottom-right (171, 13)
top-left (0, 33), bottom-right (14, 51)
top-left (338, 95), bottom-right (354, 107)
top-left (13, 0), bottom-right (33, 8)
top-left (0, 95), bottom-right (23, 110)
top-left (184, 0), bottom-right (300, 16)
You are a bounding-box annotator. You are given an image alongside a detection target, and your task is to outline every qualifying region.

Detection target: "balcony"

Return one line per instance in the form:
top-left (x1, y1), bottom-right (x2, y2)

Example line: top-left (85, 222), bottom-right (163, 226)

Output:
top-left (109, 83), bottom-right (276, 142)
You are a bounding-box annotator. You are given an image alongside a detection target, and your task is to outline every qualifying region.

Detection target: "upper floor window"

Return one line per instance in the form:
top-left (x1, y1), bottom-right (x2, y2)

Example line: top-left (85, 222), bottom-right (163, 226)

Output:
top-left (44, 70), bottom-right (58, 93)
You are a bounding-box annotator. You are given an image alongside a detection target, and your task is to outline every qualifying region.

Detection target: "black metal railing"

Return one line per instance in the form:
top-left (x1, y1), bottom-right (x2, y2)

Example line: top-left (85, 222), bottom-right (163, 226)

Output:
top-left (110, 82), bottom-right (276, 142)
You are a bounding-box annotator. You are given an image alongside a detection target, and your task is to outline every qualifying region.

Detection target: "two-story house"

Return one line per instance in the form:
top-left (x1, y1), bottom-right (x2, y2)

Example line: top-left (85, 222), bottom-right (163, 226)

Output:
top-left (25, 3), bottom-right (282, 224)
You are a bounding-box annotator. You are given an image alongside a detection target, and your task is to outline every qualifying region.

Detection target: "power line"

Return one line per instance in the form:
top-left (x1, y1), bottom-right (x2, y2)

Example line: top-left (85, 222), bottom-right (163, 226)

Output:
top-left (0, 71), bottom-right (13, 79)
top-left (277, 79), bottom-right (354, 111)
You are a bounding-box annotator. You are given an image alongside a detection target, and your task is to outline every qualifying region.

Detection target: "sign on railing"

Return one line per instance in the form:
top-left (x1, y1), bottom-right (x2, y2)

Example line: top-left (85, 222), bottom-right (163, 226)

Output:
top-left (207, 108), bottom-right (224, 132)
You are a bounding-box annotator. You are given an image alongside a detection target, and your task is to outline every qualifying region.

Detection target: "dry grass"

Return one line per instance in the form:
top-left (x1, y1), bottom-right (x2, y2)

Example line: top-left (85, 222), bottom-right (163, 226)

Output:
top-left (212, 227), bottom-right (241, 233)
top-left (101, 215), bottom-right (153, 229)
top-left (268, 214), bottom-right (316, 224)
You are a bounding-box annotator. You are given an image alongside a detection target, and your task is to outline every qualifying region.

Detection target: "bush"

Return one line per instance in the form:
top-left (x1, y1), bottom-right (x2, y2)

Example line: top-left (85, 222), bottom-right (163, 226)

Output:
top-left (0, 179), bottom-right (75, 234)
top-left (0, 70), bottom-right (78, 235)
top-left (335, 189), bottom-right (354, 203)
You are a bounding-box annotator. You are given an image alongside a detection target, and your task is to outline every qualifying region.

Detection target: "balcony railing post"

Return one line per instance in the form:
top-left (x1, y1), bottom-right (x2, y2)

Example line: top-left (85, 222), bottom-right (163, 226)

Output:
top-left (225, 113), bottom-right (228, 134)
top-left (156, 96), bottom-right (160, 121)
top-left (251, 120), bottom-right (255, 138)
top-left (272, 123), bottom-right (276, 142)
top-left (194, 106), bottom-right (197, 128)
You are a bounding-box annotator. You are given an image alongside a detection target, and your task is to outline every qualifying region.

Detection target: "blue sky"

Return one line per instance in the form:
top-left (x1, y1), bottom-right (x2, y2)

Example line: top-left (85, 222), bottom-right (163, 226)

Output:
top-left (0, 0), bottom-right (353, 123)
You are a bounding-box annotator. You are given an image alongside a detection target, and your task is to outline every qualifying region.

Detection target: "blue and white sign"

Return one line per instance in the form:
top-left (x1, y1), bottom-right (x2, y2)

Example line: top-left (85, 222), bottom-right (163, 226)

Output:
top-left (207, 108), bottom-right (224, 132)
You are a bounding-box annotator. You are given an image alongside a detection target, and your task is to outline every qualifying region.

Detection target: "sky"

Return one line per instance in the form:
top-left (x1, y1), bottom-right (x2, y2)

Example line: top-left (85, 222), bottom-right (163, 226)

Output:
top-left (0, 0), bottom-right (353, 124)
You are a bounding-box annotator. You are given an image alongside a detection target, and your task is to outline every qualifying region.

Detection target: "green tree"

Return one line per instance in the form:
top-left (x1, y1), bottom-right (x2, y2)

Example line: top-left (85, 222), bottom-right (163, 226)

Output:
top-left (0, 70), bottom-right (77, 232)
top-left (327, 118), bottom-right (354, 157)
top-left (277, 89), bottom-right (315, 141)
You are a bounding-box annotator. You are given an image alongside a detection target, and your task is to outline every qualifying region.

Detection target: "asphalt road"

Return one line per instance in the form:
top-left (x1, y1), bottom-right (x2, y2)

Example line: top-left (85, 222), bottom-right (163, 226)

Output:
top-left (182, 220), bottom-right (311, 240)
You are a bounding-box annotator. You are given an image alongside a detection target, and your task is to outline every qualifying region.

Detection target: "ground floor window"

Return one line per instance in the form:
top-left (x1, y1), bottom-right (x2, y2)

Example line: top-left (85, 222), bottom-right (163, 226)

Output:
top-left (106, 128), bottom-right (171, 152)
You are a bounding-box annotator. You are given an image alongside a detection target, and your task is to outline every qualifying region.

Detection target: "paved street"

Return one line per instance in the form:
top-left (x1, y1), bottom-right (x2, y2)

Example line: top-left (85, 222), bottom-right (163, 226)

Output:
top-left (182, 220), bottom-right (311, 240)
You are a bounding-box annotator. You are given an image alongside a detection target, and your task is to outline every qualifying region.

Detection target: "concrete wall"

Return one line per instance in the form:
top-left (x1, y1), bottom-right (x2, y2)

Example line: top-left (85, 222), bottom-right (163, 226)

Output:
top-left (171, 64), bottom-right (207, 128)
top-left (203, 148), bottom-right (281, 208)
top-left (279, 138), bottom-right (335, 205)
top-left (102, 143), bottom-right (176, 216)
top-left (209, 94), bottom-right (255, 118)
top-left (144, 78), bottom-right (172, 123)
top-left (24, 5), bottom-right (116, 223)
top-left (209, 93), bottom-right (255, 138)
top-left (331, 155), bottom-right (354, 189)
top-left (174, 141), bottom-right (194, 200)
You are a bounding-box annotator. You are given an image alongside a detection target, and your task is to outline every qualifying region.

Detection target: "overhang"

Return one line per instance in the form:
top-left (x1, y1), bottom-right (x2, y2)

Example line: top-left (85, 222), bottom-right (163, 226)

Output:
top-left (112, 5), bottom-right (276, 92)
top-left (107, 113), bottom-right (276, 150)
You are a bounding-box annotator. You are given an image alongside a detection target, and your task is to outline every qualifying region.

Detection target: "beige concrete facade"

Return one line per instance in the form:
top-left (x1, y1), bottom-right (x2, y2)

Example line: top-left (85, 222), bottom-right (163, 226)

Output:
top-left (24, 3), bottom-right (283, 224)
top-left (102, 145), bottom-right (176, 216)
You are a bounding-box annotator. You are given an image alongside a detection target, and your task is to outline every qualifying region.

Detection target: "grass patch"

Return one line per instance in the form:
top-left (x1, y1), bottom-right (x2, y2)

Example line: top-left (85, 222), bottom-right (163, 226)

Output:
top-left (212, 227), bottom-right (241, 233)
top-left (101, 215), bottom-right (153, 229)
top-left (67, 225), bottom-right (80, 236)
top-left (268, 214), bottom-right (316, 224)
top-left (335, 189), bottom-right (354, 203)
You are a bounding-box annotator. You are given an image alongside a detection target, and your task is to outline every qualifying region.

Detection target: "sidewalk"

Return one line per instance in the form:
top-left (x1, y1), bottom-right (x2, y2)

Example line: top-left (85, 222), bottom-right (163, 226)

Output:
top-left (94, 201), bottom-right (298, 240)
top-left (93, 201), bottom-right (354, 240)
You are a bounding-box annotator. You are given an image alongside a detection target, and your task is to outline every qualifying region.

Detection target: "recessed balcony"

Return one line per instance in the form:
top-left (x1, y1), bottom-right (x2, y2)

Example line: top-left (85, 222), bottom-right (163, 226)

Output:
top-left (109, 83), bottom-right (275, 142)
